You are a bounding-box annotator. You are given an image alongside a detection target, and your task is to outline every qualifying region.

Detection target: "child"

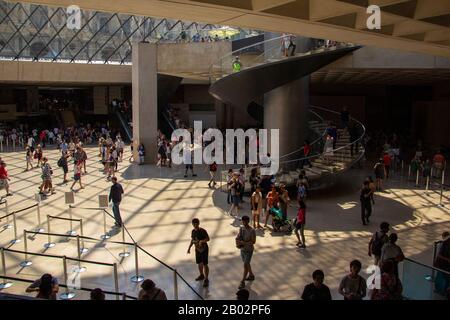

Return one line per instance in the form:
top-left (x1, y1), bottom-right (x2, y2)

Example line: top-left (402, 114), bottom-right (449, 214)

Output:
top-left (138, 143), bottom-right (145, 165)
top-left (251, 186), bottom-right (263, 229)
top-left (70, 161), bottom-right (84, 190)
top-left (26, 147), bottom-right (33, 171)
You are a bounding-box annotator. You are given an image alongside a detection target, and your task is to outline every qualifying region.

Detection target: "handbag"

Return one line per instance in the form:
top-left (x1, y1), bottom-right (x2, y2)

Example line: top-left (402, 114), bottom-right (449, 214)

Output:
top-left (235, 227), bottom-right (244, 249)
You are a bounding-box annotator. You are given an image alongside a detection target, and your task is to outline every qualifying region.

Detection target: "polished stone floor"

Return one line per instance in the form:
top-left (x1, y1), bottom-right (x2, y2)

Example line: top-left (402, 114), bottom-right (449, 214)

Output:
top-left (0, 146), bottom-right (448, 300)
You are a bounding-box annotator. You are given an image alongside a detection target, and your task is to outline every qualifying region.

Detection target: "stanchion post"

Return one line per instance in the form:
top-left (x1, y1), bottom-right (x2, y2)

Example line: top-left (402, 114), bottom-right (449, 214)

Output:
top-left (10, 213), bottom-right (21, 245)
top-left (415, 169), bottom-right (420, 187)
top-left (44, 215), bottom-right (55, 249)
top-left (60, 256), bottom-right (75, 300)
top-left (35, 202), bottom-right (44, 233)
top-left (118, 225), bottom-right (130, 258)
top-left (130, 243), bottom-right (143, 283)
top-left (73, 236), bottom-right (86, 273)
top-left (100, 210), bottom-right (110, 240)
top-left (438, 169), bottom-right (445, 208)
top-left (408, 165), bottom-right (411, 180)
top-left (113, 263), bottom-right (119, 301)
top-left (67, 206), bottom-right (76, 236)
top-left (20, 230), bottom-right (32, 267)
top-left (0, 248), bottom-right (13, 289)
top-left (4, 200), bottom-right (12, 230)
top-left (79, 220), bottom-right (88, 254)
top-left (173, 269), bottom-right (179, 300)
top-left (426, 176), bottom-right (430, 196)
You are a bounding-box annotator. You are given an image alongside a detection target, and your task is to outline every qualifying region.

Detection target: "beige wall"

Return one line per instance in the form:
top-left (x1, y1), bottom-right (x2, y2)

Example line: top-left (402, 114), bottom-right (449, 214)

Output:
top-left (93, 86), bottom-right (108, 115)
top-left (0, 42), bottom-right (231, 85)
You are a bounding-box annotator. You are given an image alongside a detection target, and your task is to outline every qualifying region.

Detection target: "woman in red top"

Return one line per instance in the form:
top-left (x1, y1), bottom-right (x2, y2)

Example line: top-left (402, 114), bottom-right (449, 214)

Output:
top-left (294, 200), bottom-right (306, 248)
top-left (0, 161), bottom-right (12, 196)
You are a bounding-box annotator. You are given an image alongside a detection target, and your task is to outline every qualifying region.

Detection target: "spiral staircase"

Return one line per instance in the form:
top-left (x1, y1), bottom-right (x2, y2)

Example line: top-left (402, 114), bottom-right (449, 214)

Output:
top-left (209, 36), bottom-right (366, 189)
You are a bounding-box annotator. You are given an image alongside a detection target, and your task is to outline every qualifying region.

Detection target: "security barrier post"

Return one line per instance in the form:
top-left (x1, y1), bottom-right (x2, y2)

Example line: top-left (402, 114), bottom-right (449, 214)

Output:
top-left (118, 225), bottom-right (130, 258)
top-left (10, 213), bottom-right (21, 245)
top-left (415, 169), bottom-right (420, 187)
top-left (100, 210), bottom-right (110, 240)
top-left (113, 263), bottom-right (119, 300)
top-left (79, 220), bottom-right (88, 254)
top-left (426, 176), bottom-right (430, 196)
top-left (60, 256), bottom-right (75, 300)
top-left (130, 243), bottom-right (144, 283)
top-left (19, 230), bottom-right (32, 267)
top-left (438, 169), bottom-right (446, 208)
top-left (43, 215), bottom-right (55, 249)
top-left (0, 248), bottom-right (12, 289)
top-left (3, 200), bottom-right (12, 230)
top-left (35, 202), bottom-right (44, 233)
top-left (67, 206), bottom-right (76, 236)
top-left (73, 236), bottom-right (86, 273)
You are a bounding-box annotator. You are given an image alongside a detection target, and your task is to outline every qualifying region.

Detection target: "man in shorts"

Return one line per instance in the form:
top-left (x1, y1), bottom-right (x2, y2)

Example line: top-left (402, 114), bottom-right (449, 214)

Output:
top-left (187, 218), bottom-right (210, 287)
top-left (236, 216), bottom-right (256, 289)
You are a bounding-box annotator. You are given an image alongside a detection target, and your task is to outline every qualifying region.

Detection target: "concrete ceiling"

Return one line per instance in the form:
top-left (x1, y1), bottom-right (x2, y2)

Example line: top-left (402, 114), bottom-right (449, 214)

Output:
top-left (13, 0), bottom-right (450, 58)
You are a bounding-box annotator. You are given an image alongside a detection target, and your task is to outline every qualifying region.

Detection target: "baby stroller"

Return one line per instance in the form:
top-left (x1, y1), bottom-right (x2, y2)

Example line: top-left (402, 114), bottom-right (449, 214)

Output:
top-left (269, 206), bottom-right (293, 233)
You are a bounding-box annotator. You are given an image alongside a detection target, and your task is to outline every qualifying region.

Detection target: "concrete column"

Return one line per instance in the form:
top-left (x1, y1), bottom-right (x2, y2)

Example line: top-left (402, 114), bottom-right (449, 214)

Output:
top-left (132, 42), bottom-right (158, 163)
top-left (264, 76), bottom-right (309, 161)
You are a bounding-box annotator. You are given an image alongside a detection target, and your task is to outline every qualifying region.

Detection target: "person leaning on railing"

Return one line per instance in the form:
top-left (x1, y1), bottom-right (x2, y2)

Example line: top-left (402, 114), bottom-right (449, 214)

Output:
top-left (26, 273), bottom-right (59, 300)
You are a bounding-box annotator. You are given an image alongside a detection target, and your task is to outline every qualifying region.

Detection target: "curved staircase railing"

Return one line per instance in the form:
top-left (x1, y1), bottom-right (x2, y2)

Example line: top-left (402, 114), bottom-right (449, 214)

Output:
top-left (209, 35), bottom-right (365, 190)
top-left (210, 35), bottom-right (356, 82)
top-left (275, 105), bottom-right (366, 187)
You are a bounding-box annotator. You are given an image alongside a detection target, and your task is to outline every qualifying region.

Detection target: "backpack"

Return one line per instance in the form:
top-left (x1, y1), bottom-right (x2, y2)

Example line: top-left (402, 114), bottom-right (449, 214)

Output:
top-left (57, 157), bottom-right (64, 168)
top-left (371, 232), bottom-right (385, 256)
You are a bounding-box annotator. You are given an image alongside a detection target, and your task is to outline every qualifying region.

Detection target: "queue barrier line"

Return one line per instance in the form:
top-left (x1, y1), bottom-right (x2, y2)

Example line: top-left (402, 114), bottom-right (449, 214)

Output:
top-left (1, 247), bottom-right (119, 300)
top-left (68, 205), bottom-right (204, 300)
top-left (0, 275), bottom-right (137, 300)
top-left (1, 203), bottom-right (39, 245)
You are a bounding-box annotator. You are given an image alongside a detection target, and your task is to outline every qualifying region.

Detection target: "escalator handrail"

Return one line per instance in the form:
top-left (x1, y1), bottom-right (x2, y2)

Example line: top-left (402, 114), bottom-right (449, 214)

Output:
top-left (115, 111), bottom-right (132, 141)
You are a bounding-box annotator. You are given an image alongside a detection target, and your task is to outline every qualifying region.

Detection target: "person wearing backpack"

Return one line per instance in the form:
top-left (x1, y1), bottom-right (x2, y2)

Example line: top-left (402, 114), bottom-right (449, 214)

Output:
top-left (208, 162), bottom-right (218, 188)
top-left (338, 260), bottom-right (367, 300)
top-left (368, 222), bottom-right (390, 265)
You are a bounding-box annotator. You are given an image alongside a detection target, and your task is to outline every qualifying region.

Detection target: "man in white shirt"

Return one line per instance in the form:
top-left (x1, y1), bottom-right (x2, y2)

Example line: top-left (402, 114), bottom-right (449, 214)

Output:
top-left (27, 136), bottom-right (35, 152)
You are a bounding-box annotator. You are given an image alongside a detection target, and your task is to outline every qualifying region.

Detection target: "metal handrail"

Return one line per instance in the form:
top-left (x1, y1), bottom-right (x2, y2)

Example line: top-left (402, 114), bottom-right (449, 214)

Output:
top-left (68, 206), bottom-right (204, 300)
top-left (403, 257), bottom-right (450, 276)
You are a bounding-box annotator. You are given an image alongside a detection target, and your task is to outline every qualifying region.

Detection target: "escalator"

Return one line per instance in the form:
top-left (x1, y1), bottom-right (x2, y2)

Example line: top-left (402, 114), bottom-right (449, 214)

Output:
top-left (113, 74), bottom-right (182, 141)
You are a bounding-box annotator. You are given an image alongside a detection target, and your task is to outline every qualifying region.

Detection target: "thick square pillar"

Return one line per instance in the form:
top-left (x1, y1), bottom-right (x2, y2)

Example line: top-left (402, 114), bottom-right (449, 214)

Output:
top-left (132, 42), bottom-right (157, 163)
